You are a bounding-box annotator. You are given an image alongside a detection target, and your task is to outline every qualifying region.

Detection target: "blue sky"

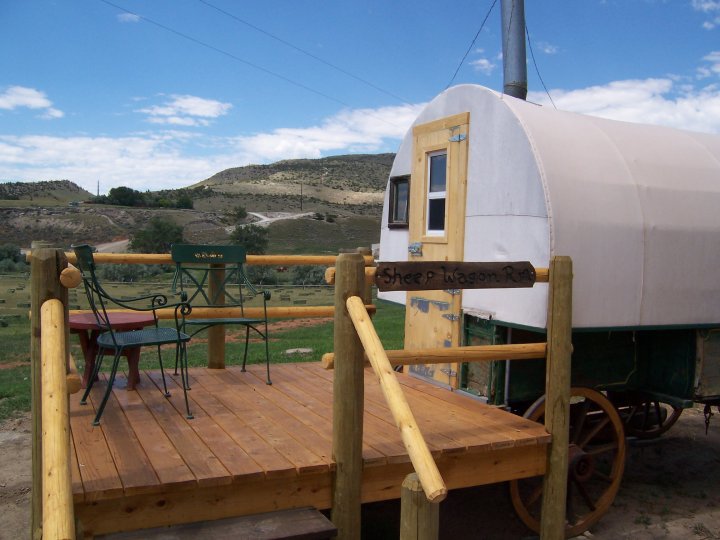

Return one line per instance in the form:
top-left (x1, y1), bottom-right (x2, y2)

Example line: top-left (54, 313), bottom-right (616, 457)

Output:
top-left (1, 0), bottom-right (719, 194)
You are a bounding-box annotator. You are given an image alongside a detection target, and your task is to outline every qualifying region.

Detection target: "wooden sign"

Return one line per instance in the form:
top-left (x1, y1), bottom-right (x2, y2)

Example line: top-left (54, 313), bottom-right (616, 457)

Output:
top-left (375, 261), bottom-right (536, 292)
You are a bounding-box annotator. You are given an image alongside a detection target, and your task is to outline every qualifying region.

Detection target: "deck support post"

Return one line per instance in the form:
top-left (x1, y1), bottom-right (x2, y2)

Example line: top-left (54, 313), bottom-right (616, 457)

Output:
top-left (30, 243), bottom-right (69, 540)
top-left (207, 262), bottom-right (225, 369)
top-left (400, 473), bottom-right (439, 540)
top-left (540, 256), bottom-right (572, 539)
top-left (331, 252), bottom-right (366, 539)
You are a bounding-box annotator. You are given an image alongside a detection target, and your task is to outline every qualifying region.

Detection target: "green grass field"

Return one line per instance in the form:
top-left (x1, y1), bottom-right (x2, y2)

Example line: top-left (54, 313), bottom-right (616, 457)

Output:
top-left (0, 272), bottom-right (405, 421)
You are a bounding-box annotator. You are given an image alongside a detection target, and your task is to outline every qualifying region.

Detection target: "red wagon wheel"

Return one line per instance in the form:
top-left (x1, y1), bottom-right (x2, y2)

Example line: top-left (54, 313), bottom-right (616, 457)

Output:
top-left (618, 396), bottom-right (683, 439)
top-left (509, 387), bottom-right (626, 538)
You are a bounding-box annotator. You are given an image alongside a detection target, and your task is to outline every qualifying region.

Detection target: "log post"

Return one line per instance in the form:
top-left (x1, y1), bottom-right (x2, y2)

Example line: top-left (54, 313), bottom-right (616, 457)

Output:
top-left (356, 247), bottom-right (375, 306)
top-left (41, 299), bottom-right (75, 540)
top-left (207, 263), bottom-right (225, 369)
top-left (331, 253), bottom-right (366, 539)
top-left (400, 473), bottom-right (439, 540)
top-left (540, 256), bottom-right (573, 539)
top-left (30, 242), bottom-right (69, 540)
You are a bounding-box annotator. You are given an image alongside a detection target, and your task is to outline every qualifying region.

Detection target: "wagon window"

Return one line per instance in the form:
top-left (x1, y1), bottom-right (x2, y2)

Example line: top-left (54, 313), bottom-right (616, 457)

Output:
top-left (388, 175), bottom-right (409, 228)
top-left (426, 151), bottom-right (447, 234)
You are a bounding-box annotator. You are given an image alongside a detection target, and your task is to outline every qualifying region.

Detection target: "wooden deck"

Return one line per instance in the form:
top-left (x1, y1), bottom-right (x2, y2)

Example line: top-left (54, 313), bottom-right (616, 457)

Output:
top-left (69, 362), bottom-right (550, 536)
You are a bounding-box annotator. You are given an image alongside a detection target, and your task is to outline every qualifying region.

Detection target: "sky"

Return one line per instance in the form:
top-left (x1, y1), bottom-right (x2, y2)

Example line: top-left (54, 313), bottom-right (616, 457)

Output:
top-left (1, 0), bottom-right (719, 195)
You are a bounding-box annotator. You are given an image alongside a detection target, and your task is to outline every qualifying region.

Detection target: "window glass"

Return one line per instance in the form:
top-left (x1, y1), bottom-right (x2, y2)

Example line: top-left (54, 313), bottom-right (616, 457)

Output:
top-left (428, 198), bottom-right (446, 231)
top-left (388, 175), bottom-right (409, 227)
top-left (429, 153), bottom-right (447, 192)
top-left (426, 151), bottom-right (447, 234)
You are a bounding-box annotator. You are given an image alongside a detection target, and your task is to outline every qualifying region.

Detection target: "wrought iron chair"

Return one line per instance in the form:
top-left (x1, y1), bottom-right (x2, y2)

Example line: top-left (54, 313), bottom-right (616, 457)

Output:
top-left (170, 243), bottom-right (272, 384)
top-left (72, 244), bottom-right (193, 425)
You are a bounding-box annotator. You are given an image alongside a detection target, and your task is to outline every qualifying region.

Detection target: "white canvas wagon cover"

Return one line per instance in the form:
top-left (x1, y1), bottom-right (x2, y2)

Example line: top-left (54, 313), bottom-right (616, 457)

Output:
top-left (379, 84), bottom-right (720, 329)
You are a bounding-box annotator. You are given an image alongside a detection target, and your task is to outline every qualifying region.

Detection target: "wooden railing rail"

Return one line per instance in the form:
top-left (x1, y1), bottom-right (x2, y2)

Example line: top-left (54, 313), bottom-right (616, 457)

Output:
top-left (346, 295), bottom-right (447, 502)
top-left (30, 251), bottom-right (375, 267)
top-left (321, 342), bottom-right (547, 369)
top-left (40, 299), bottom-right (75, 540)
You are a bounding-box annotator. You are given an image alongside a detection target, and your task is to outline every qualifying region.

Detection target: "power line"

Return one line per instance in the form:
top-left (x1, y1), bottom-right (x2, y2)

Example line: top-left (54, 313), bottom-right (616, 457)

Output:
top-left (525, 23), bottom-right (556, 109)
top-left (197, 0), bottom-right (409, 104)
top-left (445, 0), bottom-right (498, 89)
top-left (98, 0), bottom-right (404, 129)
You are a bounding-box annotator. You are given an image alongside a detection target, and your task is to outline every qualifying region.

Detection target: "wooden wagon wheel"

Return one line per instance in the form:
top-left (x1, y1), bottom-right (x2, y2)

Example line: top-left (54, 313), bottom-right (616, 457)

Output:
top-left (615, 395), bottom-right (683, 439)
top-left (509, 387), bottom-right (626, 538)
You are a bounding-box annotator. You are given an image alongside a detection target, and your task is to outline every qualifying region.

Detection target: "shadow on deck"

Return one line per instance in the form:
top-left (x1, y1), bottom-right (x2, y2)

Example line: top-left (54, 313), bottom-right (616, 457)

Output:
top-left (70, 362), bottom-right (549, 537)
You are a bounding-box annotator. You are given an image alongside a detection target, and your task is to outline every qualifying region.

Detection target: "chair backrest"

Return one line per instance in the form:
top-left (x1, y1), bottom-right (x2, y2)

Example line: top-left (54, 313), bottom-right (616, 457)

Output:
top-left (72, 244), bottom-right (114, 332)
top-left (171, 244), bottom-right (254, 311)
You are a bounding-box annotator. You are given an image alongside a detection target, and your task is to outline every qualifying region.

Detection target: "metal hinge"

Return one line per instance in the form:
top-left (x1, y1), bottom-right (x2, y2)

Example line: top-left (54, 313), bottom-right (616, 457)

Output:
top-left (442, 313), bottom-right (460, 321)
top-left (449, 126), bottom-right (467, 142)
top-left (444, 288), bottom-right (461, 296)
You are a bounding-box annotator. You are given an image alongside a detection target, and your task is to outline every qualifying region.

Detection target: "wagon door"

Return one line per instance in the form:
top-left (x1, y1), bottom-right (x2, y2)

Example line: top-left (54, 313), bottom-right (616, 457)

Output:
top-left (405, 113), bottom-right (469, 388)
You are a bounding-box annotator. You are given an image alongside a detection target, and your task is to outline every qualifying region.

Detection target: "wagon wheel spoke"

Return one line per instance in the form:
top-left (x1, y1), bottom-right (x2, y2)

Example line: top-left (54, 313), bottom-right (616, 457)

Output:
top-left (572, 477), bottom-right (597, 512)
top-left (654, 401), bottom-right (663, 429)
top-left (571, 399), bottom-right (590, 445)
top-left (585, 441), bottom-right (618, 456)
top-left (526, 484), bottom-right (543, 508)
top-left (578, 415), bottom-right (610, 449)
top-left (592, 469), bottom-right (613, 483)
top-left (642, 401), bottom-right (651, 431)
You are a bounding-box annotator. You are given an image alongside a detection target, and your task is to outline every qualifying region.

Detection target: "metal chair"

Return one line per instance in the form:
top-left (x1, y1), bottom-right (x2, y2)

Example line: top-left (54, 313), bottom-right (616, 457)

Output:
top-left (72, 244), bottom-right (193, 425)
top-left (170, 243), bottom-right (272, 384)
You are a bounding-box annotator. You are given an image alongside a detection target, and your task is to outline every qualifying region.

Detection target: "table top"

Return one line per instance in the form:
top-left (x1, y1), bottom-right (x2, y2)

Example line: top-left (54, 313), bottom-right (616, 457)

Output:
top-left (68, 312), bottom-right (156, 331)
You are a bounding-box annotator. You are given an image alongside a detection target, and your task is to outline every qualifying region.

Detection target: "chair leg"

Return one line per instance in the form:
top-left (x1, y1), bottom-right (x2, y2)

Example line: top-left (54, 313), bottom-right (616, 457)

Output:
top-left (241, 325), bottom-right (251, 372)
top-left (92, 352), bottom-right (122, 426)
top-left (156, 344), bottom-right (170, 397)
top-left (80, 348), bottom-right (105, 405)
top-left (179, 343), bottom-right (193, 419)
top-left (263, 330), bottom-right (271, 386)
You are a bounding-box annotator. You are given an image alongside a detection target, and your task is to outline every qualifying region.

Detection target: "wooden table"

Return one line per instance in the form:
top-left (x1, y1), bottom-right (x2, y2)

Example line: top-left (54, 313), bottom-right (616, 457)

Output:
top-left (69, 312), bottom-right (156, 390)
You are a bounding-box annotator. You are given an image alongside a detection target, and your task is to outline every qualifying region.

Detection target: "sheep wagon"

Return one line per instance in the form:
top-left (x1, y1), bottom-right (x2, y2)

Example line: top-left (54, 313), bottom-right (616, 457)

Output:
top-left (378, 83), bottom-right (720, 535)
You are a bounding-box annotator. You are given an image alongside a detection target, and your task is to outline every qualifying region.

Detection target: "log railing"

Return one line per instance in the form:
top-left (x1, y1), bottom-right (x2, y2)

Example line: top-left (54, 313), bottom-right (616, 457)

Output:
top-left (329, 254), bottom-right (572, 540)
top-left (40, 299), bottom-right (75, 540)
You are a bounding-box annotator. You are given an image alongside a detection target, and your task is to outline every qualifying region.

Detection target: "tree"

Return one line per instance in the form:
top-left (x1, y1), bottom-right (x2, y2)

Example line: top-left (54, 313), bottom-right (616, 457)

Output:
top-left (128, 217), bottom-right (184, 253)
top-left (291, 265), bottom-right (326, 287)
top-left (229, 224), bottom-right (268, 254)
top-left (107, 186), bottom-right (144, 207)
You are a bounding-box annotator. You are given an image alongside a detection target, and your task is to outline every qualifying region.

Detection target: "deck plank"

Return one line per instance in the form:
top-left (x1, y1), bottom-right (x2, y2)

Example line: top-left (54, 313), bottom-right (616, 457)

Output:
top-left (243, 364), bottom-right (387, 465)
top-left (69, 387), bottom-right (123, 501)
top-left (108, 374), bottom-right (197, 490)
top-left (147, 371), bottom-right (266, 483)
top-left (176, 370), bottom-right (298, 479)
top-left (134, 372), bottom-right (232, 488)
top-left (190, 369), bottom-right (329, 475)
top-left (95, 379), bottom-right (161, 496)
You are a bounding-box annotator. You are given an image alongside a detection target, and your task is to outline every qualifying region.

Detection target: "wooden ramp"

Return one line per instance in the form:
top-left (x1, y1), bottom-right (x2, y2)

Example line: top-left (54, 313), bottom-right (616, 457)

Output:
top-left (70, 362), bottom-right (550, 537)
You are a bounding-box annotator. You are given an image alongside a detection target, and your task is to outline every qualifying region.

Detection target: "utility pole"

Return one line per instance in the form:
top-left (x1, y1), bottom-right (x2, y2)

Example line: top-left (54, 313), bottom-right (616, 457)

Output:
top-left (501, 0), bottom-right (527, 100)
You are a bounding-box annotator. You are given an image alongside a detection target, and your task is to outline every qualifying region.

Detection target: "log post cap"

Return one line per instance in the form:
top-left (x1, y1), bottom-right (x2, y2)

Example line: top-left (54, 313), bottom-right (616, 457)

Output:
top-left (59, 265), bottom-right (82, 289)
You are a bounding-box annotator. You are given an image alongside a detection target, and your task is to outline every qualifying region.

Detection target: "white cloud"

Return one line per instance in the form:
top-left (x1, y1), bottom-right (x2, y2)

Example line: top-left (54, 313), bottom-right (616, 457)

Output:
top-left (537, 42), bottom-right (558, 55)
top-left (528, 78), bottom-right (720, 133)
top-left (233, 103), bottom-right (424, 162)
top-left (137, 95), bottom-right (232, 126)
top-left (0, 103), bottom-right (423, 192)
top-left (470, 58), bottom-right (496, 76)
top-left (0, 86), bottom-right (64, 119)
top-left (117, 13), bottom-right (140, 23)
top-left (692, 0), bottom-right (720, 29)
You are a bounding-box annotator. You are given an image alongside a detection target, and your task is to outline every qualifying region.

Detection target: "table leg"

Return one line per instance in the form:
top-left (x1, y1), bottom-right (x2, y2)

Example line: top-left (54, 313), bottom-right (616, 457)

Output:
top-left (76, 330), bottom-right (100, 389)
top-left (125, 347), bottom-right (142, 390)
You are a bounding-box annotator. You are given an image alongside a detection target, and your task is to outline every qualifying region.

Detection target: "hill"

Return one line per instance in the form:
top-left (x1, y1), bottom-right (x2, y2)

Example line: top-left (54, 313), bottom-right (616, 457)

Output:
top-left (0, 154), bottom-right (393, 252)
top-left (0, 180), bottom-right (92, 206)
top-left (193, 153), bottom-right (393, 209)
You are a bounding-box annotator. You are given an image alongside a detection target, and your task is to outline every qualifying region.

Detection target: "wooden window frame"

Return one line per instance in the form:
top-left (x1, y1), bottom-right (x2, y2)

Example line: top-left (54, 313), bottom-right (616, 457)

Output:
top-left (388, 174), bottom-right (410, 229)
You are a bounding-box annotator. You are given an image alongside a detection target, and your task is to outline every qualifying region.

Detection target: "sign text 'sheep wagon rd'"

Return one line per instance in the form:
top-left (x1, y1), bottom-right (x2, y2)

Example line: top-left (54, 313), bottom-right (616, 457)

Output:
top-left (374, 261), bottom-right (536, 292)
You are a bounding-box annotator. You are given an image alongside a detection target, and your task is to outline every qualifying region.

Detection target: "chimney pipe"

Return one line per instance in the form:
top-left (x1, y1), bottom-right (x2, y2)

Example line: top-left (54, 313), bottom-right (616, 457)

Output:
top-left (501, 0), bottom-right (527, 100)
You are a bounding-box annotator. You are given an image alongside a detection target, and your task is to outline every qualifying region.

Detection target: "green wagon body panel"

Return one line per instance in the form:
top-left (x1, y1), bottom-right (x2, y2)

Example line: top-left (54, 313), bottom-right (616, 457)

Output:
top-left (461, 316), bottom-right (698, 408)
